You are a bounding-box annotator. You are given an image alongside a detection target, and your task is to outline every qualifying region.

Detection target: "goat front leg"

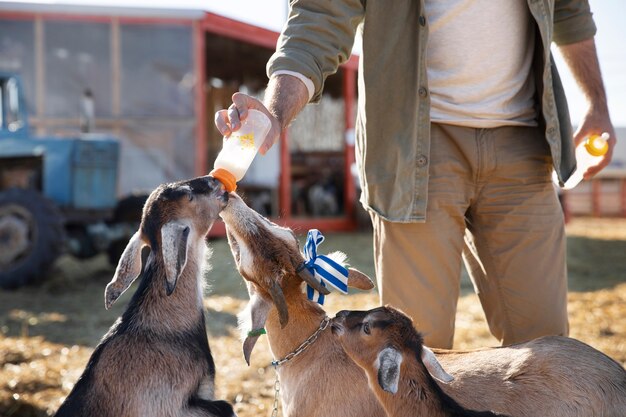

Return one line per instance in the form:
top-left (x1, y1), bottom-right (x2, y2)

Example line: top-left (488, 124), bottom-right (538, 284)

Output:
top-left (196, 375), bottom-right (215, 401)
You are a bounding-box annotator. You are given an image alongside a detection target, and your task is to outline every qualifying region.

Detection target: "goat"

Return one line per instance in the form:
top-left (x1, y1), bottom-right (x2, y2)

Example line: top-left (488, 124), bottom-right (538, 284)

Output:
top-left (332, 305), bottom-right (626, 417)
top-left (332, 307), bottom-right (507, 416)
top-left (54, 176), bottom-right (235, 417)
top-left (219, 192), bottom-right (385, 417)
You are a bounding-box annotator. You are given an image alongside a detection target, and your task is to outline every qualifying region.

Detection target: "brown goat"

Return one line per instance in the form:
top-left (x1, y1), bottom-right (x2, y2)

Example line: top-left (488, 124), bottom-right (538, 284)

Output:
top-left (332, 305), bottom-right (626, 417)
top-left (54, 176), bottom-right (235, 417)
top-left (220, 193), bottom-right (385, 417)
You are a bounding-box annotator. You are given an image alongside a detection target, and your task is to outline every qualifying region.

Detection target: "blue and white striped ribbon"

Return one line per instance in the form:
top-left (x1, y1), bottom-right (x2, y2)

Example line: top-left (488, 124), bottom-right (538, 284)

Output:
top-left (303, 229), bottom-right (349, 305)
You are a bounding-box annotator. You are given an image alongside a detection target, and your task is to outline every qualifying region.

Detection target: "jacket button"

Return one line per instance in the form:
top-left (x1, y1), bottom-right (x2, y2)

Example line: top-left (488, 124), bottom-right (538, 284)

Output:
top-left (418, 87), bottom-right (428, 97)
top-left (419, 15), bottom-right (426, 26)
top-left (417, 154), bottom-right (428, 167)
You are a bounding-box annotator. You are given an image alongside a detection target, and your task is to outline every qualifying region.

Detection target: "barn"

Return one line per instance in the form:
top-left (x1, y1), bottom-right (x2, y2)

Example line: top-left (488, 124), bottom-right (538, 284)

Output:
top-left (2, 0), bottom-right (623, 232)
top-left (0, 1), bottom-right (361, 234)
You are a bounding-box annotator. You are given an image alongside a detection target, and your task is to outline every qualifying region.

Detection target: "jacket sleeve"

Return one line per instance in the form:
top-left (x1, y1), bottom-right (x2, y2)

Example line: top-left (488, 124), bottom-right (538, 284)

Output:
top-left (267, 0), bottom-right (365, 103)
top-left (553, 0), bottom-right (597, 45)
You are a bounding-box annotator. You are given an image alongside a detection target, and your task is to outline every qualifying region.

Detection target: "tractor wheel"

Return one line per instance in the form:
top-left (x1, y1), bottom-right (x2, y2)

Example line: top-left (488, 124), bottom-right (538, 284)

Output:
top-left (0, 188), bottom-right (66, 288)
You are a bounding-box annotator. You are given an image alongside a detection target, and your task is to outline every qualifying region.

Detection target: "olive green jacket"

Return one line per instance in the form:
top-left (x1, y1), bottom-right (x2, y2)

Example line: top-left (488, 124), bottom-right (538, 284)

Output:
top-left (267, 0), bottom-right (597, 222)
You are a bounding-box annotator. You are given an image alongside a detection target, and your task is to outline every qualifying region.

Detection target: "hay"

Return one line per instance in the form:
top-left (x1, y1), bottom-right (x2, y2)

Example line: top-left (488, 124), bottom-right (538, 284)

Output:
top-left (0, 337), bottom-right (91, 416)
top-left (1, 218), bottom-right (625, 417)
top-left (566, 217), bottom-right (626, 240)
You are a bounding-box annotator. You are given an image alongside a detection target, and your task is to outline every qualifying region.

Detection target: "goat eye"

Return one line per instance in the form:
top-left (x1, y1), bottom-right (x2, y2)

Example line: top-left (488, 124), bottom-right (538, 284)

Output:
top-left (362, 322), bottom-right (371, 335)
top-left (188, 194), bottom-right (194, 202)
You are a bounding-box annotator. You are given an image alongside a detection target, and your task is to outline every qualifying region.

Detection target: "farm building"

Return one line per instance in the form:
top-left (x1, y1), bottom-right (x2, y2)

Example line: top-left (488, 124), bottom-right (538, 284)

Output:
top-left (1, 0), bottom-right (623, 231)
top-left (0, 0), bottom-right (360, 233)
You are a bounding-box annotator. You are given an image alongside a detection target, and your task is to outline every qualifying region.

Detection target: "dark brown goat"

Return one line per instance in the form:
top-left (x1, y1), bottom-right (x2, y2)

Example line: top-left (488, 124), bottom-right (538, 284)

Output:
top-left (54, 176), bottom-right (235, 417)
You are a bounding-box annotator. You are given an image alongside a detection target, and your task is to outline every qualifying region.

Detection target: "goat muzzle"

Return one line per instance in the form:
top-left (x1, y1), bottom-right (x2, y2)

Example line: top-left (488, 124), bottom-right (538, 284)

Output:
top-left (330, 317), bottom-right (345, 336)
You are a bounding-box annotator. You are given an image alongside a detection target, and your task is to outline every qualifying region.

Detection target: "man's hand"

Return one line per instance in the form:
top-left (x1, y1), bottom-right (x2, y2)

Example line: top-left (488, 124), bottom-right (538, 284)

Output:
top-left (573, 108), bottom-right (616, 179)
top-left (214, 93), bottom-right (281, 155)
top-left (214, 75), bottom-right (310, 155)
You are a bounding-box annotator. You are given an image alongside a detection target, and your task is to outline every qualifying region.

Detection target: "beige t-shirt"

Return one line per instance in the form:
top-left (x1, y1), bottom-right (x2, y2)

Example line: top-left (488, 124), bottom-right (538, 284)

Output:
top-left (425, 0), bottom-right (537, 128)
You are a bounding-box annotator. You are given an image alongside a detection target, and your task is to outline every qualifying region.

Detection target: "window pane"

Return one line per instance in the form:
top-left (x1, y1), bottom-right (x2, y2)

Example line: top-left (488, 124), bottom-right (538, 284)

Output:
top-left (288, 94), bottom-right (345, 151)
top-left (44, 21), bottom-right (112, 117)
top-left (117, 120), bottom-right (196, 196)
top-left (287, 94), bottom-right (348, 217)
top-left (5, 78), bottom-right (25, 132)
top-left (0, 20), bottom-right (36, 115)
top-left (120, 24), bottom-right (193, 117)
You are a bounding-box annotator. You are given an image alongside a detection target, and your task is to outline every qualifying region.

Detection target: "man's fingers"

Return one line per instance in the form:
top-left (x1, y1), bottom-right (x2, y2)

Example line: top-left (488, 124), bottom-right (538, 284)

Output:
top-left (259, 126), bottom-right (279, 155)
top-left (581, 133), bottom-right (615, 179)
top-left (215, 93), bottom-right (279, 153)
top-left (215, 110), bottom-right (231, 137)
top-left (259, 138), bottom-right (273, 155)
top-left (584, 147), bottom-right (614, 179)
top-left (231, 92), bottom-right (250, 121)
top-left (227, 104), bottom-right (242, 131)
top-left (585, 161), bottom-right (607, 179)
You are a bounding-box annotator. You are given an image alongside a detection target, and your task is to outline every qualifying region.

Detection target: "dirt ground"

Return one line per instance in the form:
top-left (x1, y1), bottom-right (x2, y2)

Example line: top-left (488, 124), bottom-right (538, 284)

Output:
top-left (1, 217), bottom-right (625, 417)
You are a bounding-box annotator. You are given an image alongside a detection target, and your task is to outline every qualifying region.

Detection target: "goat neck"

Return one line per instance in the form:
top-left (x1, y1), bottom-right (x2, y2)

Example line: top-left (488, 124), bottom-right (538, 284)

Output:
top-left (264, 278), bottom-right (328, 362)
top-left (264, 289), bottom-right (383, 417)
top-left (369, 355), bottom-right (501, 417)
top-left (127, 238), bottom-right (207, 333)
top-left (371, 352), bottom-right (447, 417)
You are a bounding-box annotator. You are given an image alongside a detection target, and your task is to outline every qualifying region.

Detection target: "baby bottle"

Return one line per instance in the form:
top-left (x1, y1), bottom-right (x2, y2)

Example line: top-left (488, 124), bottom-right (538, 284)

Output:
top-left (559, 132), bottom-right (610, 190)
top-left (210, 109), bottom-right (271, 192)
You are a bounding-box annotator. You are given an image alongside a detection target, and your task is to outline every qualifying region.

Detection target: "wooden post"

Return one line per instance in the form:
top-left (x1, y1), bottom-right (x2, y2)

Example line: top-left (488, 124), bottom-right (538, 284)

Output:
top-left (591, 180), bottom-right (601, 217)
top-left (194, 22), bottom-right (207, 176)
top-left (343, 67), bottom-right (357, 220)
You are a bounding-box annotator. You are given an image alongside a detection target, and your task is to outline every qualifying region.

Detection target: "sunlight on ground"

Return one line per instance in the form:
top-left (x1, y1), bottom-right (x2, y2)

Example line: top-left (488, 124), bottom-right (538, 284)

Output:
top-left (1, 217), bottom-right (625, 416)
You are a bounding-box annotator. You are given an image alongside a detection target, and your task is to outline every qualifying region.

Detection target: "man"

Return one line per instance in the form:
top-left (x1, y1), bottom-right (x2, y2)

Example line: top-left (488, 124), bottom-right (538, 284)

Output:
top-left (215, 0), bottom-right (616, 348)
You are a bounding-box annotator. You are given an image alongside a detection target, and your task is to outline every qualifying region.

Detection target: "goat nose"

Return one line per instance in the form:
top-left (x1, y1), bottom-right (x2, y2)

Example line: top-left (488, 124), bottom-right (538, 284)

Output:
top-left (206, 176), bottom-right (223, 190)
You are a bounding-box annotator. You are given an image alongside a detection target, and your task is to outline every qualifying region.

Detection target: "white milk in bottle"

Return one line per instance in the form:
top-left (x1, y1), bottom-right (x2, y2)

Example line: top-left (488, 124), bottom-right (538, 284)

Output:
top-left (210, 109), bottom-right (271, 192)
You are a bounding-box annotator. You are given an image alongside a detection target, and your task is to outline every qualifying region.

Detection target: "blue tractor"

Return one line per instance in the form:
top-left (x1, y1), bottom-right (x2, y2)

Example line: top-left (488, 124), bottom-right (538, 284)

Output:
top-left (0, 72), bottom-right (139, 288)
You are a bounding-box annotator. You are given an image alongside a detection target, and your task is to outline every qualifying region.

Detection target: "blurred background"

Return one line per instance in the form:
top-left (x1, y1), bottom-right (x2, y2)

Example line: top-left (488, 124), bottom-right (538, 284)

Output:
top-left (0, 0), bottom-right (624, 416)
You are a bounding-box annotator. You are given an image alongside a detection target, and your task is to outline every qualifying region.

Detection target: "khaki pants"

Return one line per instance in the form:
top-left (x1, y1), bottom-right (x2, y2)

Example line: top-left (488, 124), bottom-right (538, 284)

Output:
top-left (371, 123), bottom-right (569, 348)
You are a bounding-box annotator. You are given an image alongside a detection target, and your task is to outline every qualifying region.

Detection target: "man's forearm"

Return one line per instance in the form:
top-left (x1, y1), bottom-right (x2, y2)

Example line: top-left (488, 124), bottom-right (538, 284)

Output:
top-left (557, 38), bottom-right (608, 112)
top-left (264, 74), bottom-right (310, 132)
top-left (557, 37), bottom-right (616, 177)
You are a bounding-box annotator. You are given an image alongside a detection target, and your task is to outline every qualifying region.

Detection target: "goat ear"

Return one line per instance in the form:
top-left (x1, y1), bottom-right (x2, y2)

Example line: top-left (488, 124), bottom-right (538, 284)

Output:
top-left (421, 346), bottom-right (454, 383)
top-left (347, 268), bottom-right (375, 290)
top-left (240, 287), bottom-right (272, 366)
top-left (161, 221), bottom-right (191, 296)
top-left (105, 231), bottom-right (145, 309)
top-left (297, 264), bottom-right (331, 295)
top-left (268, 280), bottom-right (289, 328)
top-left (376, 347), bottom-right (403, 394)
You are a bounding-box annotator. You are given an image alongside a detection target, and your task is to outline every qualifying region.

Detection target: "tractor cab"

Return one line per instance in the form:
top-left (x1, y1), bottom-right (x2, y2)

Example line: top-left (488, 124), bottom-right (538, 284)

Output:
top-left (0, 72), bottom-right (129, 289)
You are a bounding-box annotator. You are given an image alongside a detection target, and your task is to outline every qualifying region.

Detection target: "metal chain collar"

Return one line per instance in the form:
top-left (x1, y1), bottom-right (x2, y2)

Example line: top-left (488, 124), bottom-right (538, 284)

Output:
top-left (271, 372), bottom-right (280, 417)
top-left (269, 316), bottom-right (331, 417)
top-left (271, 316), bottom-right (331, 367)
